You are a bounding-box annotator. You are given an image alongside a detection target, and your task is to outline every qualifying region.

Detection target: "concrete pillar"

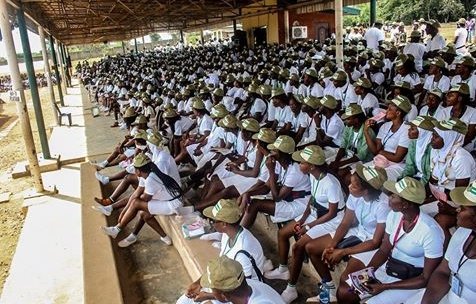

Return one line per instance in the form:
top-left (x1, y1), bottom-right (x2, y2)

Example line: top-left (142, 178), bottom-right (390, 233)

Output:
top-left (335, 0), bottom-right (344, 68)
top-left (56, 41), bottom-right (67, 93)
top-left (39, 27), bottom-right (58, 126)
top-left (17, 5), bottom-right (51, 159)
top-left (284, 10), bottom-right (290, 44)
top-left (121, 41), bottom-right (126, 54)
top-left (0, 0), bottom-right (43, 192)
top-left (134, 38), bottom-right (138, 53)
top-left (49, 35), bottom-right (64, 106)
top-left (370, 0), bottom-right (377, 26)
top-left (200, 30), bottom-right (204, 44)
top-left (60, 44), bottom-right (71, 87)
top-left (141, 36), bottom-right (145, 51)
top-left (180, 30), bottom-right (184, 43)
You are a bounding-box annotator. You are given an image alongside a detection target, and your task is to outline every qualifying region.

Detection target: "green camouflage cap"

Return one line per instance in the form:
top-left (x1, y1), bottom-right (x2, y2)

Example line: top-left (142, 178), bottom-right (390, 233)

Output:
top-left (449, 83), bottom-right (470, 95)
top-left (203, 199), bottom-right (241, 224)
top-left (341, 104), bottom-right (364, 119)
top-left (292, 145), bottom-right (325, 165)
top-left (383, 177), bottom-right (426, 204)
top-left (200, 256), bottom-right (245, 291)
top-left (163, 108), bottom-right (179, 118)
top-left (132, 115), bottom-right (148, 125)
top-left (354, 77), bottom-right (372, 89)
top-left (408, 115), bottom-right (437, 131)
top-left (331, 70), bottom-right (347, 82)
top-left (450, 181), bottom-right (476, 206)
top-left (252, 128), bottom-right (277, 143)
top-left (192, 98), bottom-right (206, 110)
top-left (237, 118), bottom-right (260, 133)
top-left (427, 87), bottom-right (443, 99)
top-left (210, 104), bottom-right (229, 119)
top-left (355, 164), bottom-right (387, 190)
top-left (430, 57), bottom-right (446, 68)
top-left (218, 114), bottom-right (238, 129)
top-left (213, 88), bottom-right (224, 97)
top-left (147, 132), bottom-right (163, 146)
top-left (123, 107), bottom-right (137, 118)
top-left (267, 135), bottom-right (295, 154)
top-left (134, 129), bottom-right (148, 140)
top-left (259, 84), bottom-right (272, 96)
top-left (389, 95), bottom-right (412, 113)
top-left (303, 96), bottom-right (320, 109)
top-left (320, 95), bottom-right (338, 110)
top-left (133, 152), bottom-right (152, 168)
top-left (271, 87), bottom-right (286, 99)
top-left (305, 68), bottom-right (318, 79)
top-left (434, 118), bottom-right (468, 135)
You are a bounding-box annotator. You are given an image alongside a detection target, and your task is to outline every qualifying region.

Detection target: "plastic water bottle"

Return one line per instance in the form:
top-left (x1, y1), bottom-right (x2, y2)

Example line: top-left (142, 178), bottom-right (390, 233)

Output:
top-left (318, 282), bottom-right (330, 304)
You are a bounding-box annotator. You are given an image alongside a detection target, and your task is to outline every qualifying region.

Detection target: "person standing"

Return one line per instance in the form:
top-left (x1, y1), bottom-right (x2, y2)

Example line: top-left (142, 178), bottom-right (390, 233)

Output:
top-left (455, 18), bottom-right (468, 55)
top-left (364, 20), bottom-right (385, 51)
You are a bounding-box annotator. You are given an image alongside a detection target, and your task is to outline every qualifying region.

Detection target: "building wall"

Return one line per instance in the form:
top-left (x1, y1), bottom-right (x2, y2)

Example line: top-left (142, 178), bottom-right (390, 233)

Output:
top-left (241, 0), bottom-right (279, 46)
top-left (288, 10), bottom-right (336, 42)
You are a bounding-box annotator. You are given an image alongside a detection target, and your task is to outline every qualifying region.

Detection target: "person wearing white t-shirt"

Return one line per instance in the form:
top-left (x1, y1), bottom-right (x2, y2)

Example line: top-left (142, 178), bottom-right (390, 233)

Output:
top-left (354, 77), bottom-right (379, 116)
top-left (455, 19), bottom-right (468, 55)
top-left (450, 58), bottom-right (476, 101)
top-left (364, 96), bottom-right (412, 181)
top-left (163, 109), bottom-right (194, 157)
top-left (364, 21), bottom-right (385, 50)
top-left (413, 182), bottom-right (476, 304)
top-left (420, 58), bottom-right (451, 105)
top-left (315, 95), bottom-right (345, 151)
top-left (270, 88), bottom-right (293, 132)
top-left (241, 135), bottom-right (311, 229)
top-left (403, 31), bottom-right (426, 73)
top-left (424, 20), bottom-right (446, 57)
top-left (345, 177), bottom-right (444, 304)
top-left (418, 88), bottom-right (446, 120)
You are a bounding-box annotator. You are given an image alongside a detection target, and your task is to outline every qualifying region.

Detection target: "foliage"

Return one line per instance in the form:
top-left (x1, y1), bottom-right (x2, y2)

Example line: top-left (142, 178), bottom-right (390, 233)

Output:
top-left (379, 0), bottom-right (466, 24)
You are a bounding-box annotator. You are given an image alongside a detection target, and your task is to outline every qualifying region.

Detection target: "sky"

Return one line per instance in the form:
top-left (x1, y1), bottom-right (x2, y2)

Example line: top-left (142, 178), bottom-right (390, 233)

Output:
top-left (0, 28), bottom-right (42, 58)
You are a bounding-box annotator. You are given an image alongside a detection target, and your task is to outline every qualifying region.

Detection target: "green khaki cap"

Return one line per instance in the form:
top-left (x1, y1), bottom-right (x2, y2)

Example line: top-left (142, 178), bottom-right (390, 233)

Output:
top-left (354, 77), bottom-right (372, 89)
top-left (238, 118), bottom-right (260, 133)
top-left (458, 18), bottom-right (467, 25)
top-left (292, 145), bottom-right (325, 166)
top-left (133, 153), bottom-right (151, 168)
top-left (369, 58), bottom-right (384, 69)
top-left (134, 130), bottom-right (148, 140)
top-left (449, 83), bottom-right (470, 95)
top-left (355, 164), bottom-right (387, 190)
top-left (389, 95), bottom-right (412, 113)
top-left (164, 103), bottom-right (175, 110)
top-left (132, 115), bottom-right (148, 125)
top-left (430, 57), bottom-right (446, 68)
top-left (408, 115), bottom-right (437, 131)
top-left (200, 256), bottom-right (245, 292)
top-left (247, 84), bottom-right (259, 93)
top-left (226, 74), bottom-right (236, 83)
top-left (409, 30), bottom-right (422, 38)
top-left (213, 88), bottom-right (224, 97)
top-left (455, 56), bottom-right (476, 68)
top-left (163, 108), bottom-right (179, 118)
top-left (434, 118), bottom-right (468, 135)
top-left (331, 70), bottom-right (347, 82)
top-left (252, 128), bottom-right (277, 143)
top-left (305, 68), bottom-right (318, 79)
top-left (289, 73), bottom-right (299, 82)
top-left (341, 104), bottom-right (364, 119)
top-left (147, 132), bottom-right (163, 146)
top-left (203, 199), bottom-right (241, 224)
top-left (199, 87), bottom-right (210, 95)
top-left (440, 44), bottom-right (457, 55)
top-left (218, 114), bottom-right (238, 129)
top-left (192, 98), bottom-right (205, 110)
top-left (319, 67), bottom-right (334, 80)
top-left (210, 104), bottom-right (229, 119)
top-left (427, 87), bottom-right (443, 99)
top-left (383, 177), bottom-right (426, 204)
top-left (123, 107), bottom-right (136, 118)
top-left (267, 135), bottom-right (295, 154)
top-left (303, 96), bottom-right (320, 109)
top-left (279, 69), bottom-right (290, 78)
top-left (391, 81), bottom-right (412, 91)
top-left (320, 95), bottom-right (338, 110)
top-left (271, 87), bottom-right (286, 99)
top-left (450, 181), bottom-right (476, 206)
top-left (259, 84), bottom-right (272, 96)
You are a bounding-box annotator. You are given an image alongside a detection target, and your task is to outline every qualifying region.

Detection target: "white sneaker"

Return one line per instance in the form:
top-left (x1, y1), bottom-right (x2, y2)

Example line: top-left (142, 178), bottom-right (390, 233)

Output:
top-left (119, 123), bottom-right (127, 130)
top-left (95, 172), bottom-right (110, 185)
top-left (281, 286), bottom-right (298, 304)
top-left (306, 283), bottom-right (337, 303)
top-left (263, 259), bottom-right (274, 272)
top-left (91, 204), bottom-right (112, 216)
top-left (101, 226), bottom-right (120, 238)
top-left (199, 232), bottom-right (223, 241)
top-left (212, 241), bottom-right (221, 249)
top-left (264, 267), bottom-right (290, 280)
top-left (118, 234), bottom-right (137, 247)
top-left (160, 236), bottom-right (172, 245)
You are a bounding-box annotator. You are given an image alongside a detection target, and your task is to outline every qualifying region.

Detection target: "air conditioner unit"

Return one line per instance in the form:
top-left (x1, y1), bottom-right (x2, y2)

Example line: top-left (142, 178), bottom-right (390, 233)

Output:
top-left (292, 26), bottom-right (308, 39)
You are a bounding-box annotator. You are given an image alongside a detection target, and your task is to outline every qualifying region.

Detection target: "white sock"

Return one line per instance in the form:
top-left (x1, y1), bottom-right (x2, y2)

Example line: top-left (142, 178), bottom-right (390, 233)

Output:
top-left (278, 264), bottom-right (288, 272)
top-left (99, 160), bottom-right (109, 167)
top-left (104, 205), bottom-right (113, 212)
top-left (114, 225), bottom-right (121, 232)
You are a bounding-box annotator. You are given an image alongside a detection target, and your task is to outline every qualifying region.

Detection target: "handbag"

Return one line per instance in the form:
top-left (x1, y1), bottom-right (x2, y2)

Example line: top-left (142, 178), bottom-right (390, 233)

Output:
top-left (386, 256), bottom-right (423, 280)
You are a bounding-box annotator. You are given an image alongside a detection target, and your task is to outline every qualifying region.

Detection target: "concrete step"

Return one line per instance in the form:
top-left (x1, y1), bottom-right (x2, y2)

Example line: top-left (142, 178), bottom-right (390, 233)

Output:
top-left (11, 153), bottom-right (60, 179)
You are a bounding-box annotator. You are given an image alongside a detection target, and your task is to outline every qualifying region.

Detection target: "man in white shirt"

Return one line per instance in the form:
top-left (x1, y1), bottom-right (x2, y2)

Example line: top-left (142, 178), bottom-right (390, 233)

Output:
top-left (404, 31), bottom-right (426, 73)
top-left (455, 18), bottom-right (468, 55)
top-left (364, 21), bottom-right (385, 50)
top-left (424, 19), bottom-right (446, 57)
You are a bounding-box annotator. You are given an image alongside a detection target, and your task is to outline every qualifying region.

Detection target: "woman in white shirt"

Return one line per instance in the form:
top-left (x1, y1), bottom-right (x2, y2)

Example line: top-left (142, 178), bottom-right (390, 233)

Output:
top-left (240, 135), bottom-right (311, 229)
top-left (101, 153), bottom-right (183, 245)
top-left (403, 181), bottom-right (476, 304)
top-left (264, 146), bottom-right (345, 303)
top-left (403, 31), bottom-right (426, 73)
top-left (393, 55), bottom-right (422, 93)
top-left (419, 88), bottom-right (446, 120)
top-left (343, 177), bottom-right (444, 304)
top-left (450, 57), bottom-right (476, 102)
top-left (420, 57), bottom-right (450, 106)
top-left (363, 96), bottom-right (412, 181)
top-left (354, 77), bottom-right (379, 116)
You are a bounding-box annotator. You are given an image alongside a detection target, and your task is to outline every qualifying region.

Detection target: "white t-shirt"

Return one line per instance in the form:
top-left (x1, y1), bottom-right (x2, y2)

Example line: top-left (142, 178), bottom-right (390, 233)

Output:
top-left (204, 124), bottom-right (225, 151)
top-left (426, 34), bottom-right (446, 52)
top-left (247, 279), bottom-right (285, 304)
top-left (357, 93), bottom-right (379, 115)
top-left (364, 27), bottom-right (385, 50)
top-left (346, 193), bottom-right (390, 242)
top-left (139, 172), bottom-right (177, 201)
top-left (321, 113), bottom-right (345, 146)
top-left (290, 111), bottom-right (309, 132)
top-left (393, 73), bottom-right (421, 89)
top-left (455, 28), bottom-right (468, 53)
top-left (445, 227), bottom-right (476, 302)
top-left (386, 211), bottom-right (444, 267)
top-left (250, 98), bottom-right (267, 118)
top-left (151, 148), bottom-right (181, 184)
top-left (431, 148), bottom-right (476, 190)
top-left (220, 228), bottom-right (265, 279)
top-left (370, 72), bottom-right (385, 86)
top-left (278, 162), bottom-right (311, 192)
top-left (173, 116), bottom-right (193, 136)
top-left (335, 83), bottom-right (359, 108)
top-left (310, 173), bottom-right (345, 210)
top-left (196, 114), bottom-right (214, 135)
top-left (419, 104), bottom-right (446, 120)
top-left (403, 43), bottom-right (426, 72)
top-left (441, 105), bottom-right (476, 125)
top-left (273, 106), bottom-right (293, 129)
top-left (423, 75), bottom-right (451, 93)
top-left (451, 75), bottom-right (476, 101)
top-left (377, 122), bottom-right (411, 154)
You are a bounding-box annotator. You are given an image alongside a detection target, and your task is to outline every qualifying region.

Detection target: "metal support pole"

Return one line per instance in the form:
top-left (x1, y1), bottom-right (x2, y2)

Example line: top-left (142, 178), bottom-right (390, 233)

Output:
top-left (141, 36), bottom-right (145, 51)
top-left (56, 41), bottom-right (67, 93)
top-left (17, 6), bottom-right (51, 159)
top-left (121, 41), bottom-right (126, 54)
top-left (335, 0), bottom-right (344, 68)
top-left (284, 10), bottom-right (290, 44)
top-left (39, 27), bottom-right (58, 126)
top-left (60, 44), bottom-right (71, 87)
top-left (134, 38), bottom-right (138, 53)
top-left (0, 0), bottom-right (43, 192)
top-left (233, 19), bottom-right (237, 32)
top-left (370, 0), bottom-right (377, 26)
top-left (49, 35), bottom-right (64, 106)
top-left (180, 30), bottom-right (184, 43)
top-left (200, 30), bottom-right (204, 44)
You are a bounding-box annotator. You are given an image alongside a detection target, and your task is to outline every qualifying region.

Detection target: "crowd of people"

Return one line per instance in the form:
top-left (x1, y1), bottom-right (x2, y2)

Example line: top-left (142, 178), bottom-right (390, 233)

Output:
top-left (0, 73), bottom-right (57, 92)
top-left (78, 17), bottom-right (476, 304)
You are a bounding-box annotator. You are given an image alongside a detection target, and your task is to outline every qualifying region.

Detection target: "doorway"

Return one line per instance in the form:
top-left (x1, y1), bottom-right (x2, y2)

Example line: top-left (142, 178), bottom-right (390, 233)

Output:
top-left (254, 27), bottom-right (267, 46)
